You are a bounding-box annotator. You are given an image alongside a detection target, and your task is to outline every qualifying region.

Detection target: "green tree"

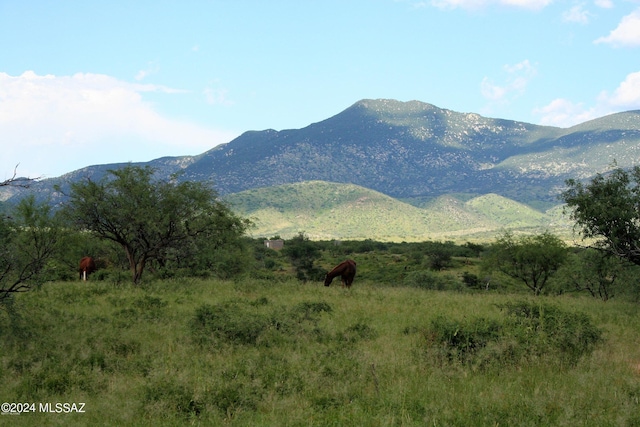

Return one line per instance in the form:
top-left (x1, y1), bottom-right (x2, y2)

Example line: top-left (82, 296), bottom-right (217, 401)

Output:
top-left (555, 248), bottom-right (630, 301)
top-left (424, 241), bottom-right (454, 271)
top-left (0, 196), bottom-right (62, 300)
top-left (485, 231), bottom-right (568, 296)
top-left (62, 165), bottom-right (250, 284)
top-left (562, 166), bottom-right (640, 266)
top-left (282, 232), bottom-right (323, 282)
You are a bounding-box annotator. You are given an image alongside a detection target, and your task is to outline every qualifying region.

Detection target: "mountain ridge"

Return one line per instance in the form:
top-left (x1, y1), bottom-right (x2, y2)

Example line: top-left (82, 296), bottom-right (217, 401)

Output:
top-left (3, 99), bottom-right (640, 224)
top-left (176, 99), bottom-right (639, 202)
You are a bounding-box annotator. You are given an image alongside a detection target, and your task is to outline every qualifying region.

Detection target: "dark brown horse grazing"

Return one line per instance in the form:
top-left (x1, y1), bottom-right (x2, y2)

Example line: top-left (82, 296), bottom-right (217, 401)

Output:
top-left (324, 260), bottom-right (357, 288)
top-left (79, 256), bottom-right (97, 281)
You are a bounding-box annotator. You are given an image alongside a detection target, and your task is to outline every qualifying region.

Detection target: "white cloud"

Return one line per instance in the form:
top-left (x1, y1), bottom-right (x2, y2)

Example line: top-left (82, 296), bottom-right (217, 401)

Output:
top-left (594, 9), bottom-right (640, 47)
top-left (594, 0), bottom-right (613, 9)
top-left (599, 71), bottom-right (640, 108)
top-left (481, 78), bottom-right (508, 101)
top-left (430, 0), bottom-right (553, 10)
top-left (0, 71), bottom-right (238, 178)
top-left (533, 99), bottom-right (599, 127)
top-left (562, 4), bottom-right (593, 24)
top-left (481, 60), bottom-right (537, 103)
top-left (534, 70), bottom-right (640, 127)
top-left (203, 81), bottom-right (233, 106)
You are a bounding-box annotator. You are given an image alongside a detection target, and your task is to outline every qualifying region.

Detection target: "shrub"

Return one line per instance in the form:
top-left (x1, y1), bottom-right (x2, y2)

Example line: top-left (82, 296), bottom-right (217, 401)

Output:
top-left (418, 300), bottom-right (603, 369)
top-left (209, 381), bottom-right (260, 416)
top-left (292, 301), bottom-right (333, 321)
top-left (404, 270), bottom-right (463, 291)
top-left (142, 378), bottom-right (202, 418)
top-left (424, 315), bottom-right (502, 364)
top-left (337, 322), bottom-right (378, 343)
top-left (190, 300), bottom-right (333, 348)
top-left (190, 303), bottom-right (269, 346)
top-left (498, 300), bottom-right (603, 366)
top-left (462, 272), bottom-right (482, 289)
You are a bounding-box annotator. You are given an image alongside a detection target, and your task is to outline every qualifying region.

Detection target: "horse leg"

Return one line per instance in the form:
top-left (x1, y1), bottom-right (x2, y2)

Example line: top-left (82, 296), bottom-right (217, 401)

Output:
top-left (83, 270), bottom-right (87, 281)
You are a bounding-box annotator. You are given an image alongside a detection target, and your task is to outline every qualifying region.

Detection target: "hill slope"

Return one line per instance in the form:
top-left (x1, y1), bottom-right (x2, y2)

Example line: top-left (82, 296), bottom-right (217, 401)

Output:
top-left (225, 181), bottom-right (569, 241)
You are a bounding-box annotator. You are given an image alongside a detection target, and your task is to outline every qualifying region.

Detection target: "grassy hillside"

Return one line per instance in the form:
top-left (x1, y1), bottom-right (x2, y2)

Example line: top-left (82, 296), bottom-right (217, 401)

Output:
top-left (464, 193), bottom-right (549, 228)
top-left (2, 278), bottom-right (639, 426)
top-left (225, 181), bottom-right (572, 242)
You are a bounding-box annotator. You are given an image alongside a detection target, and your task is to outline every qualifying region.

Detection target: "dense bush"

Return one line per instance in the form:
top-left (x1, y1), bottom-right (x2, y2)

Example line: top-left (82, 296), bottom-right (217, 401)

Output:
top-left (417, 300), bottom-right (602, 369)
top-left (403, 270), bottom-right (464, 291)
top-left (191, 302), bottom-right (270, 346)
top-left (190, 299), bottom-right (333, 348)
top-left (498, 300), bottom-right (603, 365)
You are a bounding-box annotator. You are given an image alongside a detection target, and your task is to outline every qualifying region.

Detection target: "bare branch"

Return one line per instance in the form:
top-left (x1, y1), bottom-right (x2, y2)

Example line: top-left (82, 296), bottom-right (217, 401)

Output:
top-left (1, 164), bottom-right (42, 188)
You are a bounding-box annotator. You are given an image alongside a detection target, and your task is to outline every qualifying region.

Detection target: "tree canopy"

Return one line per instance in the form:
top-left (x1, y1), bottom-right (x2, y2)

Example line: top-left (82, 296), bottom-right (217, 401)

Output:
top-left (62, 165), bottom-right (251, 284)
top-left (562, 166), bottom-right (640, 266)
top-left (485, 231), bottom-right (567, 296)
top-left (0, 196), bottom-right (61, 300)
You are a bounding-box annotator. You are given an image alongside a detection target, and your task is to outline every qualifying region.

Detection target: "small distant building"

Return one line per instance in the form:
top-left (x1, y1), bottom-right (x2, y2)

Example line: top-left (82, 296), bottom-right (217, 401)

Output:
top-left (264, 239), bottom-right (284, 250)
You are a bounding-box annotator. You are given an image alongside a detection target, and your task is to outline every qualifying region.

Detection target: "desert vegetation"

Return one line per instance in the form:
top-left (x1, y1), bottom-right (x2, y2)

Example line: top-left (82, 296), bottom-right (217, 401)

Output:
top-left (2, 165), bottom-right (640, 425)
top-left (2, 275), bottom-right (640, 426)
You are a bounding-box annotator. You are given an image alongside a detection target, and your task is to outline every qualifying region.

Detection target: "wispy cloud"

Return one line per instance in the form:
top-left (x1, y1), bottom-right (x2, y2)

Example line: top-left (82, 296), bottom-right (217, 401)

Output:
top-left (533, 99), bottom-right (598, 127)
top-left (203, 81), bottom-right (233, 106)
top-left (481, 60), bottom-right (537, 105)
top-left (562, 3), bottom-right (593, 24)
top-left (534, 70), bottom-right (640, 127)
top-left (594, 8), bottom-right (640, 47)
top-left (593, 0), bottom-right (613, 9)
top-left (135, 62), bottom-right (160, 81)
top-left (397, 0), bottom-right (553, 9)
top-left (0, 71), bottom-right (237, 178)
top-left (429, 0), bottom-right (553, 10)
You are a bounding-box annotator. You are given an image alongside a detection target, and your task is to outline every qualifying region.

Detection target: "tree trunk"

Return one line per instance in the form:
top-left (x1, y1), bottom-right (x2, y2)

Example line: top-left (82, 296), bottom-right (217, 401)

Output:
top-left (123, 245), bottom-right (146, 285)
top-left (133, 258), bottom-right (146, 284)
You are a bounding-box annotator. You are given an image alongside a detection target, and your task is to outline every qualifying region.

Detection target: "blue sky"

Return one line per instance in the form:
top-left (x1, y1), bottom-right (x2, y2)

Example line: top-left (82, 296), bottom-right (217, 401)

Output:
top-left (1, 0), bottom-right (639, 179)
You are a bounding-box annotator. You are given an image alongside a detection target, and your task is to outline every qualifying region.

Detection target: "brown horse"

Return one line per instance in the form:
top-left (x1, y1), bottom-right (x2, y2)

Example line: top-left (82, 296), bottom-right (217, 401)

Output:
top-left (324, 260), bottom-right (357, 288)
top-left (79, 256), bottom-right (97, 281)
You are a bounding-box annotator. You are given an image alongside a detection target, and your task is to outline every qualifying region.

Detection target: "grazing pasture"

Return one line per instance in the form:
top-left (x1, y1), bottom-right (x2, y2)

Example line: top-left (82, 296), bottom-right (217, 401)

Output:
top-left (1, 278), bottom-right (640, 426)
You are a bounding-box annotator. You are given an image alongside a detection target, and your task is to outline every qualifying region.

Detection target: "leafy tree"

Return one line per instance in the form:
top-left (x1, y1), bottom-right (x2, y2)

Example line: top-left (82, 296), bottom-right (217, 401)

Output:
top-left (463, 242), bottom-right (484, 258)
top-left (53, 229), bottom-right (121, 281)
top-left (282, 232), bottom-right (323, 282)
top-left (555, 248), bottom-right (630, 301)
top-left (485, 231), bottom-right (568, 296)
top-left (424, 242), bottom-right (454, 271)
top-left (0, 196), bottom-right (62, 300)
top-left (155, 228), bottom-right (252, 279)
top-left (61, 165), bottom-right (250, 284)
top-left (563, 166), bottom-right (640, 266)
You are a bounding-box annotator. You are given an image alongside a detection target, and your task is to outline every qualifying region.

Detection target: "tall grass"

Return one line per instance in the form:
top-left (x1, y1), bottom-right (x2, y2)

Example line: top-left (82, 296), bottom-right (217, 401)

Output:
top-left (1, 278), bottom-right (639, 426)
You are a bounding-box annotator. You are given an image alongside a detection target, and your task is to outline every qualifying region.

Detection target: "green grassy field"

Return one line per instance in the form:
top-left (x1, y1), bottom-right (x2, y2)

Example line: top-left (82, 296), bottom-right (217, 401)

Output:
top-left (2, 277), bottom-right (640, 426)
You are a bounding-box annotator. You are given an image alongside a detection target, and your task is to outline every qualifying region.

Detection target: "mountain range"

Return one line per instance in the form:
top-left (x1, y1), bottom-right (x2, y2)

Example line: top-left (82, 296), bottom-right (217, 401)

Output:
top-left (3, 99), bottom-right (640, 240)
